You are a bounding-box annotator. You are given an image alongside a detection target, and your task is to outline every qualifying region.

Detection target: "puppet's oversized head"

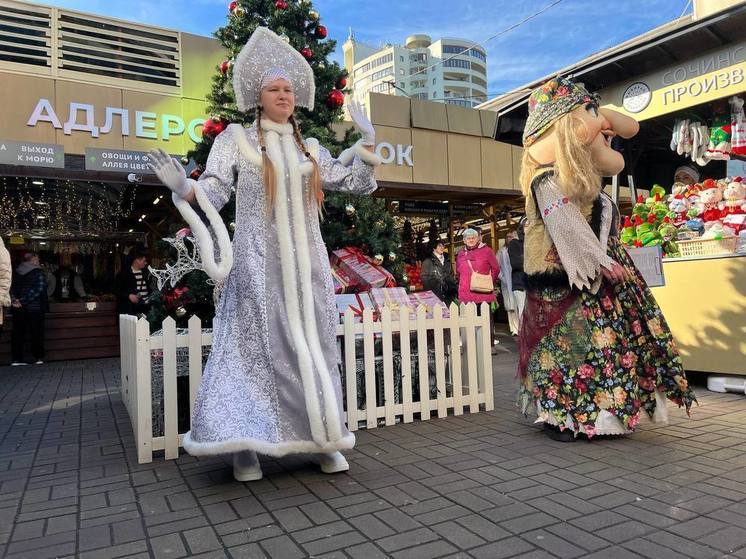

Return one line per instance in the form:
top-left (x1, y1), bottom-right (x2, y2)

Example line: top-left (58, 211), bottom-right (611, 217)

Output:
top-left (520, 76), bottom-right (639, 204)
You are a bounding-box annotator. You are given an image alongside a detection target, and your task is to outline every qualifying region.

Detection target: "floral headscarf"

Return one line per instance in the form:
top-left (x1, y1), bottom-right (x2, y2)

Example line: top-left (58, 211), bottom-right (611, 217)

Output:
top-left (522, 76), bottom-right (600, 147)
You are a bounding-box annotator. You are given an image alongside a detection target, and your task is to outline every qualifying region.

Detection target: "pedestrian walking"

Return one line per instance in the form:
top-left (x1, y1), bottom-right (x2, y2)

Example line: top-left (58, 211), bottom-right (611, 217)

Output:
top-left (10, 252), bottom-right (48, 365)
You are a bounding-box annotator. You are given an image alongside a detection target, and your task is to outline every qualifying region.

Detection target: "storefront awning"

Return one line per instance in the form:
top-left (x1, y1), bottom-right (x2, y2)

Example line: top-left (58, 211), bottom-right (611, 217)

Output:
top-left (374, 181), bottom-right (517, 204)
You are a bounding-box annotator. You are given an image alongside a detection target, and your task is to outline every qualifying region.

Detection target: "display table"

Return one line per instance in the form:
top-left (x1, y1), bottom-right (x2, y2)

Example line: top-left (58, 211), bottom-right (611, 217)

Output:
top-left (651, 254), bottom-right (746, 375)
top-left (0, 301), bottom-right (119, 364)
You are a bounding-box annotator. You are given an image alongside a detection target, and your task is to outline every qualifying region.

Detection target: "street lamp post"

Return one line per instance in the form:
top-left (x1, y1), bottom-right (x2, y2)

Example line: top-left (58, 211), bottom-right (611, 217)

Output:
top-left (384, 81), bottom-right (410, 97)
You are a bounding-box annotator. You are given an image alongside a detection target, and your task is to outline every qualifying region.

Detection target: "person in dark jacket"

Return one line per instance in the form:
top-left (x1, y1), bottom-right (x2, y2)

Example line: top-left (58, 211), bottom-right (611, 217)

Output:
top-left (10, 252), bottom-right (48, 365)
top-left (115, 250), bottom-right (151, 315)
top-left (421, 240), bottom-right (456, 304)
top-left (507, 222), bottom-right (527, 320)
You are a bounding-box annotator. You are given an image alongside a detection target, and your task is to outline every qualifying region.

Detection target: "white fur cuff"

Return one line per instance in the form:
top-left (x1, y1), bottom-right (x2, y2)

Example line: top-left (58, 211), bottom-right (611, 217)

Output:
top-left (355, 141), bottom-right (382, 166)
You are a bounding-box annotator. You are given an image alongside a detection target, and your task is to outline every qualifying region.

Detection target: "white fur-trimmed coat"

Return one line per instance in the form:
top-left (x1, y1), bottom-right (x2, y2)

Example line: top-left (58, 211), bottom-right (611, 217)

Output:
top-left (181, 120), bottom-right (380, 457)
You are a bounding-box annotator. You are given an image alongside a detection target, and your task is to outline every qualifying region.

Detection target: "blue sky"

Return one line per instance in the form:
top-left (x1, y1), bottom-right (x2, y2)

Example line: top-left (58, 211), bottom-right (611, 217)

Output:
top-left (47, 0), bottom-right (693, 95)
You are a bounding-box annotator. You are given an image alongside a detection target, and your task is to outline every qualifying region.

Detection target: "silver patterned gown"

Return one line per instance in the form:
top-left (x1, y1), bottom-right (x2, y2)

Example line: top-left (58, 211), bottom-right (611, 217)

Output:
top-left (181, 118), bottom-right (378, 457)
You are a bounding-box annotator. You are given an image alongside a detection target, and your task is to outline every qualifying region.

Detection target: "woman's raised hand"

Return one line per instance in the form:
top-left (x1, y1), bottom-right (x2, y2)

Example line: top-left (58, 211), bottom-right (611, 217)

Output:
top-left (347, 100), bottom-right (375, 146)
top-left (147, 149), bottom-right (193, 199)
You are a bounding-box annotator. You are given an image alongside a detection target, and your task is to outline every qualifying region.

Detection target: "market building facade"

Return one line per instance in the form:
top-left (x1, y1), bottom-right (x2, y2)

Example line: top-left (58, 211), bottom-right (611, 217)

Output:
top-left (0, 0), bottom-right (224, 362)
top-left (0, 0), bottom-right (521, 363)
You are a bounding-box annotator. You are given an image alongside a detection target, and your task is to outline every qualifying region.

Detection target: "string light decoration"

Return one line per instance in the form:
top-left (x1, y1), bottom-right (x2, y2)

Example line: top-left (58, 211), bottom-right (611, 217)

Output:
top-left (0, 176), bottom-right (136, 236)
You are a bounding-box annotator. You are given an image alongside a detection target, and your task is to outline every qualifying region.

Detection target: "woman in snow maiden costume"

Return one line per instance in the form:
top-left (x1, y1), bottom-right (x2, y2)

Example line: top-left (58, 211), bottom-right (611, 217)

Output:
top-left (148, 28), bottom-right (381, 479)
top-left (517, 76), bottom-right (695, 442)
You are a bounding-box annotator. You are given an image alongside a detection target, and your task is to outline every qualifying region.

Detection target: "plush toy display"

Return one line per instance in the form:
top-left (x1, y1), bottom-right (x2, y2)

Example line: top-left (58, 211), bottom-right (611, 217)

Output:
top-left (658, 216), bottom-right (680, 256)
top-left (684, 182), bottom-right (701, 206)
top-left (636, 213), bottom-right (662, 246)
top-left (668, 194), bottom-right (690, 226)
top-left (621, 176), bottom-right (746, 248)
top-left (695, 178), bottom-right (725, 228)
top-left (645, 184), bottom-right (666, 205)
top-left (651, 194), bottom-right (669, 221)
top-left (632, 194), bottom-right (650, 221)
top-left (721, 177), bottom-right (746, 218)
top-left (621, 216), bottom-right (637, 245)
top-left (670, 182), bottom-right (688, 197)
top-left (706, 107), bottom-right (732, 161)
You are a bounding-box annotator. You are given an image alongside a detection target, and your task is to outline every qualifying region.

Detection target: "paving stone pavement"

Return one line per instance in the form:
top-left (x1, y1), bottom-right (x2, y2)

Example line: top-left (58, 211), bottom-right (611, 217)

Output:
top-left (1, 337), bottom-right (746, 559)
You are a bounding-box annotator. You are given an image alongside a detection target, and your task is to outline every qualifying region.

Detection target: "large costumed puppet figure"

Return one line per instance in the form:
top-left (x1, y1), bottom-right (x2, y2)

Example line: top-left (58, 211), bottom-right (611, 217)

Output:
top-left (148, 28), bottom-right (381, 479)
top-left (517, 77), bottom-right (695, 442)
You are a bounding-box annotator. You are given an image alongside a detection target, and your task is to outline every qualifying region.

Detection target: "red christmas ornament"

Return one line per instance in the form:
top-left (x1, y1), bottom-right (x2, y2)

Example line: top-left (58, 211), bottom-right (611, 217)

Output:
top-left (228, 0), bottom-right (237, 12)
top-left (316, 25), bottom-right (328, 39)
top-left (275, 0), bottom-right (288, 9)
top-left (190, 168), bottom-right (203, 180)
top-left (220, 60), bottom-right (231, 74)
top-left (300, 47), bottom-right (313, 59)
top-left (326, 89), bottom-right (344, 109)
top-left (202, 118), bottom-right (227, 138)
top-left (336, 76), bottom-right (347, 89)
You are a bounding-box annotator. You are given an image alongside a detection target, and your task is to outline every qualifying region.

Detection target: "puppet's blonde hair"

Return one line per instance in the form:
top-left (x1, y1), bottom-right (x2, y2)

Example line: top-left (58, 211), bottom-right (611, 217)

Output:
top-left (520, 114), bottom-right (601, 205)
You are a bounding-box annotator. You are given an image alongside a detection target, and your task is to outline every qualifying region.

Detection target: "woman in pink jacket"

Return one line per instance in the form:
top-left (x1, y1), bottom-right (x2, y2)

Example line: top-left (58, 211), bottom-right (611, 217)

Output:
top-left (456, 228), bottom-right (500, 305)
top-left (456, 229), bottom-right (500, 351)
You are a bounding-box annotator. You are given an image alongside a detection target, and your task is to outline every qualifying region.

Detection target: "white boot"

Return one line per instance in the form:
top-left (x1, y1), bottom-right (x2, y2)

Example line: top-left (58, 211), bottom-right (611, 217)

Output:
top-left (233, 450), bottom-right (263, 482)
top-left (317, 451), bottom-right (349, 474)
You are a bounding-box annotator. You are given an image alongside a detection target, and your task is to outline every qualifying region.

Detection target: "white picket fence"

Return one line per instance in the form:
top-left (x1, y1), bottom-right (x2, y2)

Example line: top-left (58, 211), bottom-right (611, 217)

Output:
top-left (119, 302), bottom-right (494, 464)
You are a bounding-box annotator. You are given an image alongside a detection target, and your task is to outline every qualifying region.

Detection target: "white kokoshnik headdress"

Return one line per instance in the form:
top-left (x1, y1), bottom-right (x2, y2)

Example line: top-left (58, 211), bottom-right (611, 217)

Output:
top-left (233, 27), bottom-right (316, 111)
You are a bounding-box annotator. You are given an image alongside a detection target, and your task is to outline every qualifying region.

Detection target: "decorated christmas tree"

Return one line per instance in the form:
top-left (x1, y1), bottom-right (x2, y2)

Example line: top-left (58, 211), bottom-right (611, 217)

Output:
top-left (148, 0), bottom-right (402, 327)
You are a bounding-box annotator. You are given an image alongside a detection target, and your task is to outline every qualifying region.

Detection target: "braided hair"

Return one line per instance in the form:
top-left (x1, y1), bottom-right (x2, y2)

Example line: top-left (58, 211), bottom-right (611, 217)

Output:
top-left (255, 107), bottom-right (277, 212)
top-left (289, 115), bottom-right (324, 211)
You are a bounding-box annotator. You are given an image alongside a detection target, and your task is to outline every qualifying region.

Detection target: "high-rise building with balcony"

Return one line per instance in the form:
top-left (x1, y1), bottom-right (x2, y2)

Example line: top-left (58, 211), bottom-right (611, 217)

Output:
top-left (342, 31), bottom-right (488, 108)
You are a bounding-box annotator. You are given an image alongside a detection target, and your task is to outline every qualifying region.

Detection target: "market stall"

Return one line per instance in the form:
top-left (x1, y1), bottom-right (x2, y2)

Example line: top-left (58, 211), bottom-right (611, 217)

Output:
top-left (651, 253), bottom-right (746, 375)
top-left (604, 42), bottom-right (746, 375)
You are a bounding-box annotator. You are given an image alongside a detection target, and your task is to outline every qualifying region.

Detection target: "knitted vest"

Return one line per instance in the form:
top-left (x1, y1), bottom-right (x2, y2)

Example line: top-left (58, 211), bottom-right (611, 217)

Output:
top-left (524, 171), bottom-right (604, 290)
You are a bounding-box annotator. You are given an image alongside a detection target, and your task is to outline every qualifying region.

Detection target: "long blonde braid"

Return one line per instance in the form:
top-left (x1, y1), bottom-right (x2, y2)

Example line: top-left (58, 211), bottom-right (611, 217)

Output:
top-left (256, 107), bottom-right (277, 212)
top-left (289, 115), bottom-right (324, 212)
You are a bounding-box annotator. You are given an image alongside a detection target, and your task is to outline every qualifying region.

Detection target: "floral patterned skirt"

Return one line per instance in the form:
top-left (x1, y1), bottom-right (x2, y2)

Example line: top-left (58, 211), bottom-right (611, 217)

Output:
top-left (518, 237), bottom-right (696, 437)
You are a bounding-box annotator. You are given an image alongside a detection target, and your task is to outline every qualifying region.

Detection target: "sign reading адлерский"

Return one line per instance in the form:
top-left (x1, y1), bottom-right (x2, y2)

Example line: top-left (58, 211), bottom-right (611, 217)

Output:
top-left (0, 139), bottom-right (65, 168)
top-left (85, 148), bottom-right (153, 173)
